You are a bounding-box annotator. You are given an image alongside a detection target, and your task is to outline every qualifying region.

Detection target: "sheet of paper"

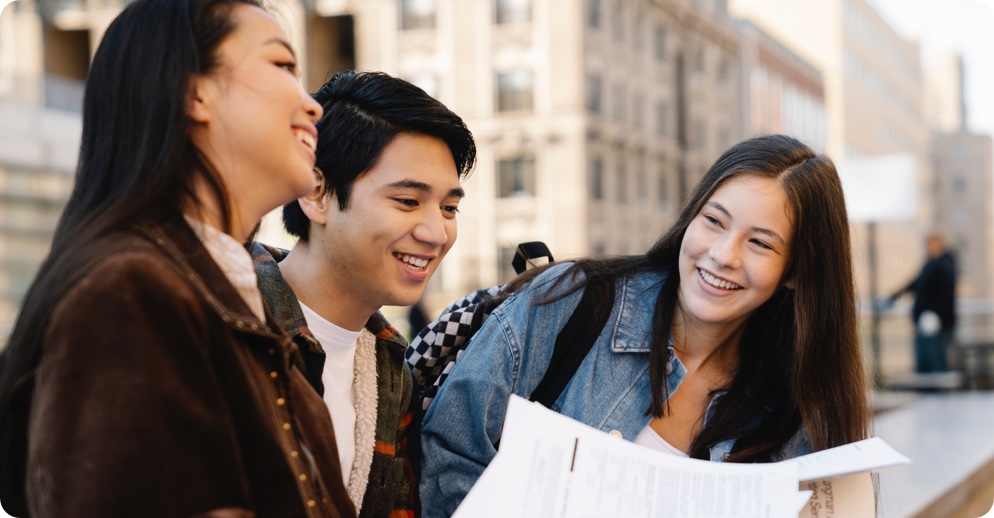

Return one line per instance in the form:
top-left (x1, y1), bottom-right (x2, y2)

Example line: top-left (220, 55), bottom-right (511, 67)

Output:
top-left (456, 395), bottom-right (802, 518)
top-left (782, 437), bottom-right (910, 482)
top-left (798, 472), bottom-right (876, 518)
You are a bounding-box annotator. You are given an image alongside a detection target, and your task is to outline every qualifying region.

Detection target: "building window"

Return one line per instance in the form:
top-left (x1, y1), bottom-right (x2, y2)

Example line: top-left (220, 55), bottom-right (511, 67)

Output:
top-left (658, 168), bottom-right (668, 207)
top-left (612, 2), bottom-right (625, 41)
top-left (633, 17), bottom-right (644, 52)
top-left (633, 92), bottom-right (645, 130)
top-left (496, 69), bottom-right (534, 112)
top-left (586, 0), bottom-right (600, 28)
top-left (612, 82), bottom-right (626, 123)
top-left (637, 166), bottom-right (648, 204)
top-left (586, 73), bottom-right (602, 114)
top-left (497, 156), bottom-right (536, 197)
top-left (496, 0), bottom-right (531, 24)
top-left (399, 0), bottom-right (436, 30)
top-left (655, 101), bottom-right (668, 137)
top-left (616, 162), bottom-right (627, 203)
top-left (695, 46), bottom-right (706, 75)
top-left (591, 157), bottom-right (604, 200)
top-left (654, 24), bottom-right (667, 61)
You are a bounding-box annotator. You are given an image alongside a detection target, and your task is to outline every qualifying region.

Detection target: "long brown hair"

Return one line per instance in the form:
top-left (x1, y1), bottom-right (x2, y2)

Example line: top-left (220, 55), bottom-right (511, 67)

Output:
top-left (505, 134), bottom-right (869, 460)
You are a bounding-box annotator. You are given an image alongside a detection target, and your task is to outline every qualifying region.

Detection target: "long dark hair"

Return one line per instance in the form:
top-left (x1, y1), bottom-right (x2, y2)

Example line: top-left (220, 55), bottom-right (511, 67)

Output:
top-left (506, 134), bottom-right (868, 461)
top-left (0, 0), bottom-right (259, 512)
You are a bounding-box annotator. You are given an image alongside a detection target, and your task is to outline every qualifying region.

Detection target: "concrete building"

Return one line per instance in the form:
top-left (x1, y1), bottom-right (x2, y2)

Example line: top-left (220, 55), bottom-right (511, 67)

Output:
top-left (313, 0), bottom-right (743, 310)
top-left (924, 54), bottom-right (993, 314)
top-left (730, 0), bottom-right (933, 305)
top-left (736, 19), bottom-right (825, 151)
top-left (924, 53), bottom-right (966, 135)
top-left (0, 2), bottom-right (82, 342)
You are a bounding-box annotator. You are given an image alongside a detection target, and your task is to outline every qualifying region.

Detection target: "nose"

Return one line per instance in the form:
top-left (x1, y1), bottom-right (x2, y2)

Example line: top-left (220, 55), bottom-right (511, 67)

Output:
top-left (709, 235), bottom-right (742, 270)
top-left (412, 210), bottom-right (450, 248)
top-left (300, 83), bottom-right (323, 123)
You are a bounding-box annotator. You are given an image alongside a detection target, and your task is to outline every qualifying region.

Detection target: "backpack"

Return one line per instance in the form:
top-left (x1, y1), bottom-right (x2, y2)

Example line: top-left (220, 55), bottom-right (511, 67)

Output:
top-left (405, 242), bottom-right (615, 411)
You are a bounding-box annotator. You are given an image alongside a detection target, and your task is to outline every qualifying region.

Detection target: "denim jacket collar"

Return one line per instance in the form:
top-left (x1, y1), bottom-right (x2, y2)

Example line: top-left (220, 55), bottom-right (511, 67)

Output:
top-left (610, 269), bottom-right (667, 353)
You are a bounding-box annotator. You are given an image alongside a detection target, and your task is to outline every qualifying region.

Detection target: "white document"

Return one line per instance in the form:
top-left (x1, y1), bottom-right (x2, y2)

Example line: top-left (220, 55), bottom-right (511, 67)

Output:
top-left (455, 395), bottom-right (908, 518)
top-left (456, 396), bottom-right (802, 518)
top-left (781, 437), bottom-right (910, 482)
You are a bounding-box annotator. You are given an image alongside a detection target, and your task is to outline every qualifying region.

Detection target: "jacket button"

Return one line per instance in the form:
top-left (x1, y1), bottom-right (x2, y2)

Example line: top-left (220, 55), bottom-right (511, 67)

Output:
top-left (276, 398), bottom-right (285, 406)
top-left (290, 450), bottom-right (299, 458)
top-left (307, 500), bottom-right (316, 508)
top-left (609, 430), bottom-right (623, 439)
top-left (665, 362), bottom-right (673, 375)
top-left (270, 371), bottom-right (278, 379)
top-left (298, 474), bottom-right (308, 482)
top-left (283, 423), bottom-right (291, 431)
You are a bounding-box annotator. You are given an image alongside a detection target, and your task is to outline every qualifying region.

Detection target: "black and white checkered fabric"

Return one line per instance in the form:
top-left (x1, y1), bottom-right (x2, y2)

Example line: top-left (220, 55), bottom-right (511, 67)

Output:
top-left (405, 285), bottom-right (503, 411)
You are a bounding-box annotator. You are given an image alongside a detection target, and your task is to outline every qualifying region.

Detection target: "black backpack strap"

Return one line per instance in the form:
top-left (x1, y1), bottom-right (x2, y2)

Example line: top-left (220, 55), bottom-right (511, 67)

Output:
top-left (529, 275), bottom-right (615, 408)
top-left (512, 242), bottom-right (554, 275)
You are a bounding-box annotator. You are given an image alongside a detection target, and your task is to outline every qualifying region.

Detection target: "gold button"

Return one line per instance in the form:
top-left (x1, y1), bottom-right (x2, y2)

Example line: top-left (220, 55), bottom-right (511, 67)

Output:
top-left (250, 323), bottom-right (260, 331)
top-left (298, 474), bottom-right (307, 482)
top-left (290, 450), bottom-right (299, 458)
top-left (307, 500), bottom-right (316, 508)
top-left (283, 423), bottom-right (291, 430)
top-left (268, 348), bottom-right (276, 355)
top-left (276, 397), bottom-right (285, 406)
top-left (270, 371), bottom-right (278, 379)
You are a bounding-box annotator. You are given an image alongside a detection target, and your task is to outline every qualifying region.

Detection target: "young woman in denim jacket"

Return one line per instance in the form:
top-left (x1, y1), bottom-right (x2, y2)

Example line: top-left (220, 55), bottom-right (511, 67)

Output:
top-left (420, 135), bottom-right (870, 517)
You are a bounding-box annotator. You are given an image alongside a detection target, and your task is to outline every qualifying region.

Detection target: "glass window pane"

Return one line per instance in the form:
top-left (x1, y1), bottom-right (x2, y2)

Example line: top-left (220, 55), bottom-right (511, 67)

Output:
top-left (400, 0), bottom-right (436, 30)
top-left (497, 157), bottom-right (536, 197)
top-left (496, 70), bottom-right (534, 112)
top-left (496, 0), bottom-right (531, 24)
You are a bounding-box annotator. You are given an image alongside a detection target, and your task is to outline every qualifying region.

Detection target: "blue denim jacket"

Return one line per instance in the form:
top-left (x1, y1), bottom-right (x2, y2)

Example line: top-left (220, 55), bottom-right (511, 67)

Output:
top-left (419, 263), bottom-right (810, 517)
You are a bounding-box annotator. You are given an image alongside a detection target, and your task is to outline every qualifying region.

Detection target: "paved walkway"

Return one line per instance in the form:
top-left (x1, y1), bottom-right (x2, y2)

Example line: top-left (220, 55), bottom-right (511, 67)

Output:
top-left (875, 390), bottom-right (994, 517)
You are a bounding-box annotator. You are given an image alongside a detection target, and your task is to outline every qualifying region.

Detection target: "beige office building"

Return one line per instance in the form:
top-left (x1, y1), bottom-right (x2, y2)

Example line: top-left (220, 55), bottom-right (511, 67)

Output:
top-left (736, 19), bottom-right (825, 151)
top-left (0, 3), bottom-right (82, 342)
top-left (730, 0), bottom-right (933, 303)
top-left (925, 54), bottom-right (993, 306)
top-left (311, 0), bottom-right (744, 310)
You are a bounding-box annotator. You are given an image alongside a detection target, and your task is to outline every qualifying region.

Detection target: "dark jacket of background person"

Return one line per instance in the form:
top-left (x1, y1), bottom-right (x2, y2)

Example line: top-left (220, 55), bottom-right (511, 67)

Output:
top-left (5, 217), bottom-right (356, 518)
top-left (252, 243), bottom-right (419, 517)
top-left (894, 251), bottom-right (957, 331)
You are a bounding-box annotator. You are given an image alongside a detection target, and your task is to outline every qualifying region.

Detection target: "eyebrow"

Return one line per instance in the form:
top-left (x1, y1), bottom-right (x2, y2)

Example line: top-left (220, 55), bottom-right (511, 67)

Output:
top-left (264, 37), bottom-right (296, 60)
top-left (705, 201), bottom-right (787, 247)
top-left (387, 179), bottom-right (465, 199)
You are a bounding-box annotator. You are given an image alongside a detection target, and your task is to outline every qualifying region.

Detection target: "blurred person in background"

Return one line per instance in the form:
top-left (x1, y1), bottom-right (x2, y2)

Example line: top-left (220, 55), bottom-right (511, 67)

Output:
top-left (251, 71), bottom-right (476, 517)
top-left (0, 1), bottom-right (358, 516)
top-left (886, 232), bottom-right (957, 373)
top-left (419, 135), bottom-right (871, 517)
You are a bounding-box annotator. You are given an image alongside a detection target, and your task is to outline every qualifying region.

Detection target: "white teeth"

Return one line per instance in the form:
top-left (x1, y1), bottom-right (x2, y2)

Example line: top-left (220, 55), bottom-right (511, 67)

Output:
top-left (394, 253), bottom-right (429, 270)
top-left (294, 129), bottom-right (316, 152)
top-left (699, 269), bottom-right (742, 290)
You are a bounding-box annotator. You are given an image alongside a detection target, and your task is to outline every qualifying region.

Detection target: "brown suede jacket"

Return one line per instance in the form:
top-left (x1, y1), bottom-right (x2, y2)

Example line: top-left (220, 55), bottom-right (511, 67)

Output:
top-left (7, 217), bottom-right (357, 518)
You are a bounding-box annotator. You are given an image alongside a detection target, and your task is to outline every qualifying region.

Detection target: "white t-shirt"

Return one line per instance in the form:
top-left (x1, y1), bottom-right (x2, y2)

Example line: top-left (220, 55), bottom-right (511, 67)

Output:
top-left (634, 424), bottom-right (690, 457)
top-left (299, 301), bottom-right (360, 485)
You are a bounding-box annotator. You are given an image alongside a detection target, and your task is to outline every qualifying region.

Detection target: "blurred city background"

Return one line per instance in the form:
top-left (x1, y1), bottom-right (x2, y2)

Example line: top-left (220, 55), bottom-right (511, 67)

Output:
top-left (1, 0), bottom-right (994, 516)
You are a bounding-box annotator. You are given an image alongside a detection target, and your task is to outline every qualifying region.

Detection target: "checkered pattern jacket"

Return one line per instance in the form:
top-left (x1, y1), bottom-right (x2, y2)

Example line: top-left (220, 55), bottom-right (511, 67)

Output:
top-left (405, 285), bottom-right (504, 411)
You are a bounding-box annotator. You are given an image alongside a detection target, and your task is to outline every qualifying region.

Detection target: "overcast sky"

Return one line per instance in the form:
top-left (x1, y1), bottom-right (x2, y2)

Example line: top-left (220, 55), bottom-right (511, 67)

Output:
top-left (867, 0), bottom-right (994, 136)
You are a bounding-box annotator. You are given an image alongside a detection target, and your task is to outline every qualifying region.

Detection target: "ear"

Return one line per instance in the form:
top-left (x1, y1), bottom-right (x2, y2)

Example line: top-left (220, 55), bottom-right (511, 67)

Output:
top-left (297, 180), bottom-right (330, 226)
top-left (186, 74), bottom-right (212, 124)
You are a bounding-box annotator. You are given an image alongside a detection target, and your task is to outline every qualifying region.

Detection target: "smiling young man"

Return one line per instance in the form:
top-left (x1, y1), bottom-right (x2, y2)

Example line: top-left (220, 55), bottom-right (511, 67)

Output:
top-left (251, 71), bottom-right (476, 517)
